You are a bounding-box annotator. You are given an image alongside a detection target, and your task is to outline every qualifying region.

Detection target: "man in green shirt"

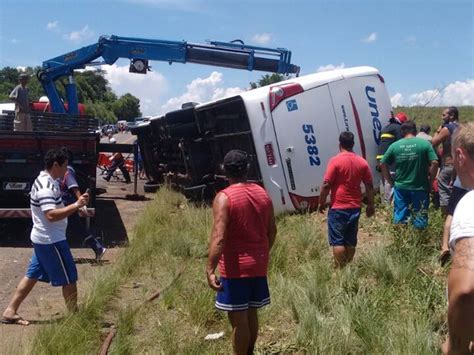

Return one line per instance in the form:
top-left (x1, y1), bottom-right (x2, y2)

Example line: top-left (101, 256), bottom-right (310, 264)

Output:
top-left (380, 121), bottom-right (438, 229)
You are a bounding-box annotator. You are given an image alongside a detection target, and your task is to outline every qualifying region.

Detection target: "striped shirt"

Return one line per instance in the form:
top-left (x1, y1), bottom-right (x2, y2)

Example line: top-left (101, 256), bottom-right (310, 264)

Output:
top-left (30, 171), bottom-right (67, 244)
top-left (218, 183), bottom-right (272, 278)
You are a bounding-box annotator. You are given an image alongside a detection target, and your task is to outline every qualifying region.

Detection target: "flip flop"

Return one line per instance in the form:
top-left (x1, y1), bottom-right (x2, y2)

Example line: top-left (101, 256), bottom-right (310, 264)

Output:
top-left (1, 316), bottom-right (30, 326)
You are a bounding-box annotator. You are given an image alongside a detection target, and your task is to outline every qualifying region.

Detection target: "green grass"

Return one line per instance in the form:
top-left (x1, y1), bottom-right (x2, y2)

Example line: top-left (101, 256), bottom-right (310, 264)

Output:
top-left (30, 189), bottom-right (449, 354)
top-left (395, 106), bottom-right (474, 130)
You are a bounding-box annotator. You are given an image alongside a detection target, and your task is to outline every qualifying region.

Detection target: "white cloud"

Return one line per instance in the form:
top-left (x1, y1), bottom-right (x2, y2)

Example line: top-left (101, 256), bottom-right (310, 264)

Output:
top-left (100, 64), bottom-right (169, 116)
top-left (390, 79), bottom-right (474, 107)
top-left (211, 86), bottom-right (244, 101)
top-left (404, 35), bottom-right (417, 46)
top-left (252, 33), bottom-right (272, 45)
top-left (62, 25), bottom-right (95, 44)
top-left (160, 71), bottom-right (244, 113)
top-left (316, 63), bottom-right (345, 72)
top-left (408, 89), bottom-right (441, 106)
top-left (362, 32), bottom-right (377, 43)
top-left (441, 80), bottom-right (474, 106)
top-left (16, 66), bottom-right (27, 72)
top-left (47, 21), bottom-right (59, 31)
top-left (390, 93), bottom-right (404, 107)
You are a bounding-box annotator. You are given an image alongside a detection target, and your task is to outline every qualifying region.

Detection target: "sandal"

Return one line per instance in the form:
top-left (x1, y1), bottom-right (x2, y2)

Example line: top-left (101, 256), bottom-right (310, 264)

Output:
top-left (1, 316), bottom-right (30, 326)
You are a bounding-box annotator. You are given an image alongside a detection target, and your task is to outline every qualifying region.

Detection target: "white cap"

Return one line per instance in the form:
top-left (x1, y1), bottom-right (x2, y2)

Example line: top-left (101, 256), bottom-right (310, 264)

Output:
top-left (109, 138), bottom-right (117, 143)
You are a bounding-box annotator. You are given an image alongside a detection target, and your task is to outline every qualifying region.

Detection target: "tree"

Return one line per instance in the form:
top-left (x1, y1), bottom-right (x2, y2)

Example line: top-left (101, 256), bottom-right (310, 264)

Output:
top-left (0, 66), bottom-right (43, 102)
top-left (0, 66), bottom-right (140, 124)
top-left (112, 93), bottom-right (141, 121)
top-left (249, 73), bottom-right (289, 89)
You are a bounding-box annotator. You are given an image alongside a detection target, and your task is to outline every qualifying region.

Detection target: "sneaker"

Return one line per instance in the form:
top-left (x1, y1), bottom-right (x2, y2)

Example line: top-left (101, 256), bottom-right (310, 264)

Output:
top-left (95, 247), bottom-right (107, 261)
top-left (103, 177), bottom-right (110, 182)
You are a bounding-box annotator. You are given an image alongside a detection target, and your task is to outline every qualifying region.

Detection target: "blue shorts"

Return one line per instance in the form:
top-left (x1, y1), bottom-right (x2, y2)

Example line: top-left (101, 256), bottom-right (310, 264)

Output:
top-left (393, 187), bottom-right (429, 229)
top-left (327, 208), bottom-right (361, 247)
top-left (26, 240), bottom-right (78, 286)
top-left (215, 277), bottom-right (270, 311)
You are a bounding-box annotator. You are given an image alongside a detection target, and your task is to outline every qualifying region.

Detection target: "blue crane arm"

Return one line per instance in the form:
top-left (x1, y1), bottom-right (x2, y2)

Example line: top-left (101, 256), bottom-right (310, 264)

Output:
top-left (38, 35), bottom-right (300, 114)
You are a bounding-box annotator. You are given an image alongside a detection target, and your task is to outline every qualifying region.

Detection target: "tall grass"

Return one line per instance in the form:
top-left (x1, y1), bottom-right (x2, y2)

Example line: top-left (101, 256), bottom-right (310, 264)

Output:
top-left (394, 106), bottom-right (474, 130)
top-left (30, 189), bottom-right (449, 354)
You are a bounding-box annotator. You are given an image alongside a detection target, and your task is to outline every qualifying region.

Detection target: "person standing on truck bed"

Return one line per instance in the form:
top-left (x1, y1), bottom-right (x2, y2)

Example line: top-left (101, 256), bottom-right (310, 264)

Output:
top-left (206, 150), bottom-right (277, 355)
top-left (9, 73), bottom-right (32, 131)
top-left (380, 121), bottom-right (439, 229)
top-left (376, 112), bottom-right (408, 204)
top-left (1, 148), bottom-right (89, 326)
top-left (318, 131), bottom-right (375, 268)
top-left (60, 148), bottom-right (106, 261)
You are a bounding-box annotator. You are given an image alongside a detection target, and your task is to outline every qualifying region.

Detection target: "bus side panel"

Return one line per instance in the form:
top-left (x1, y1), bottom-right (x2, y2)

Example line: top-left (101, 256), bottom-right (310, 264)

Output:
top-left (269, 85), bottom-right (340, 210)
top-left (242, 95), bottom-right (291, 214)
top-left (329, 75), bottom-right (392, 188)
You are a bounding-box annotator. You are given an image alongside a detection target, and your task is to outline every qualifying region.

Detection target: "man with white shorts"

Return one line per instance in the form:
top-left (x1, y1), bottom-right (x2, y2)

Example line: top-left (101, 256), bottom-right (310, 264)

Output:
top-left (1, 149), bottom-right (89, 325)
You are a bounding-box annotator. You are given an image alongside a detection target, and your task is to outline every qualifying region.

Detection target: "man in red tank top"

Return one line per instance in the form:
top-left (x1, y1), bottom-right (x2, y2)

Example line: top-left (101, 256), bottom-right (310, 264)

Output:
top-left (319, 131), bottom-right (375, 268)
top-left (207, 150), bottom-right (277, 355)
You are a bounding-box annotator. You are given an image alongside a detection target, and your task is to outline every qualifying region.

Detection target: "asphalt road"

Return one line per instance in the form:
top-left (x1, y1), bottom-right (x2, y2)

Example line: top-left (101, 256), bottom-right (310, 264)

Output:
top-left (0, 138), bottom-right (154, 352)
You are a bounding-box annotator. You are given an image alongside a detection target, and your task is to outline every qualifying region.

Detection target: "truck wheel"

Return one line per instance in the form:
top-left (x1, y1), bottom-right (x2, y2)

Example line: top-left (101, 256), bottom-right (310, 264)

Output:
top-left (144, 182), bottom-right (160, 193)
top-left (36, 69), bottom-right (46, 82)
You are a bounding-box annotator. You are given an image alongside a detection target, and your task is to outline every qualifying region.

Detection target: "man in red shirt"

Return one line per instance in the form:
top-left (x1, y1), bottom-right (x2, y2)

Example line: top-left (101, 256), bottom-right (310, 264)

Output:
top-left (206, 150), bottom-right (277, 355)
top-left (319, 131), bottom-right (375, 267)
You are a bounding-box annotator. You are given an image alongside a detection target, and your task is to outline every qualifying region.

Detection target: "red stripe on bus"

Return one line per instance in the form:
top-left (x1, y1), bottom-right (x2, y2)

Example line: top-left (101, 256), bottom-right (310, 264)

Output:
top-left (349, 92), bottom-right (366, 159)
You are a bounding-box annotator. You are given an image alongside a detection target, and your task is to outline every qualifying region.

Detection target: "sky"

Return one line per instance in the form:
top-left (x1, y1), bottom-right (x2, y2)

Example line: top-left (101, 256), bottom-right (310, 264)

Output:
top-left (0, 0), bottom-right (473, 116)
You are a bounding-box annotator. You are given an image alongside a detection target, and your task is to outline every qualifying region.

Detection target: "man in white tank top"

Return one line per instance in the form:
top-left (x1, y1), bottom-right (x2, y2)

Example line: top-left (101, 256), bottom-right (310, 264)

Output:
top-left (442, 122), bottom-right (474, 354)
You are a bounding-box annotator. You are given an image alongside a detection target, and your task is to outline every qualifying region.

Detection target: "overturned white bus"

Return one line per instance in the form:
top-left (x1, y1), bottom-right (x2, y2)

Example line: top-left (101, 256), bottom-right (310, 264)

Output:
top-left (132, 66), bottom-right (393, 214)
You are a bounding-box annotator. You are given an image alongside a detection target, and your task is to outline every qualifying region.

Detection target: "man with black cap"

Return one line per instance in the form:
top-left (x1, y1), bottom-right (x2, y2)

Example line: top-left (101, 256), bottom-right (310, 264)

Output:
top-left (207, 149), bottom-right (277, 355)
top-left (9, 73), bottom-right (32, 131)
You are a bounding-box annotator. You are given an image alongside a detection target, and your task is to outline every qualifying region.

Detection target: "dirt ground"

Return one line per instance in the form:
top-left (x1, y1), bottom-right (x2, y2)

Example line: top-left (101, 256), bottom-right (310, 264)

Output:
top-left (0, 173), bottom-right (153, 354)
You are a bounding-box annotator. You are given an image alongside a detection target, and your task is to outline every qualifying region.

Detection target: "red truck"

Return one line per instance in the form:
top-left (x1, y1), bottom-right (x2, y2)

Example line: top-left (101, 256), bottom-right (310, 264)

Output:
top-left (0, 108), bottom-right (98, 218)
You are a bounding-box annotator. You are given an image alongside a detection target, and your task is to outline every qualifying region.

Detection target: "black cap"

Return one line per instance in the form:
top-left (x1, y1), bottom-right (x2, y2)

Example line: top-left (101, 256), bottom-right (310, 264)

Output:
top-left (223, 150), bottom-right (248, 168)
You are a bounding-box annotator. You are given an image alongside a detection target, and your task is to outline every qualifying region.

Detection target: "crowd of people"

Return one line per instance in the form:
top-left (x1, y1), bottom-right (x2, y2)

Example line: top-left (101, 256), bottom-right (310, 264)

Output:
top-left (1, 99), bottom-right (472, 353)
top-left (206, 107), bottom-right (473, 354)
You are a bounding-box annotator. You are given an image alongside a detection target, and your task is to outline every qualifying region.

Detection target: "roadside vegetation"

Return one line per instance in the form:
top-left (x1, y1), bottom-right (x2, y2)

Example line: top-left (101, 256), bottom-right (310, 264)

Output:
top-left (0, 67), bottom-right (141, 123)
top-left (31, 188), bottom-right (449, 354)
top-left (395, 106), bottom-right (473, 128)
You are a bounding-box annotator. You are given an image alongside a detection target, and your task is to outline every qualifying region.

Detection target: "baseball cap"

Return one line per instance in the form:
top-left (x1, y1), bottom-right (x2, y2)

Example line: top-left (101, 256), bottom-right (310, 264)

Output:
top-left (19, 73), bottom-right (30, 80)
top-left (223, 150), bottom-right (248, 169)
top-left (109, 137), bottom-right (117, 143)
top-left (395, 112), bottom-right (408, 124)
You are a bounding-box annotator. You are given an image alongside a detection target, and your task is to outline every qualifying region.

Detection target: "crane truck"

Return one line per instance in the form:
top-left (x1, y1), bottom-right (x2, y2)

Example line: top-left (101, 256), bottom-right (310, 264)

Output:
top-left (0, 35), bottom-right (300, 218)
